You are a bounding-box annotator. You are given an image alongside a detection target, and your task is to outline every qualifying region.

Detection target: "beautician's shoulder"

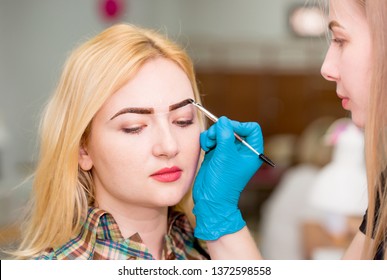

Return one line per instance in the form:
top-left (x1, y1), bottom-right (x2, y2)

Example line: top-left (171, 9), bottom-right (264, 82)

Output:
top-left (342, 231), bottom-right (366, 260)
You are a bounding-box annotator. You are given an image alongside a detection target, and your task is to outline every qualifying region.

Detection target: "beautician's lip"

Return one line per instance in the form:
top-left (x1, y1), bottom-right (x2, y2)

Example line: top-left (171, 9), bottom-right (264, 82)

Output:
top-left (151, 166), bottom-right (182, 182)
top-left (337, 93), bottom-right (346, 99)
top-left (337, 93), bottom-right (350, 109)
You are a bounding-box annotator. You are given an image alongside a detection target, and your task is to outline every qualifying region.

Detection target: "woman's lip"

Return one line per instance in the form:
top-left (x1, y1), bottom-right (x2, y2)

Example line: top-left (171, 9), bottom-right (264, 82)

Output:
top-left (151, 166), bottom-right (182, 176)
top-left (151, 167), bottom-right (182, 183)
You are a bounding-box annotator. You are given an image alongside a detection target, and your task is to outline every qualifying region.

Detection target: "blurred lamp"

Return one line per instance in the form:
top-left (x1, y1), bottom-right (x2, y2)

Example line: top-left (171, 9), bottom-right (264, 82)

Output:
top-left (289, 5), bottom-right (327, 37)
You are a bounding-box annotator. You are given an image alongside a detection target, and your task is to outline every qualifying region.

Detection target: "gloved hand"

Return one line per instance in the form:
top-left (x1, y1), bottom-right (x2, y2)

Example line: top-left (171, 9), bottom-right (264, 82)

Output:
top-left (193, 116), bottom-right (264, 240)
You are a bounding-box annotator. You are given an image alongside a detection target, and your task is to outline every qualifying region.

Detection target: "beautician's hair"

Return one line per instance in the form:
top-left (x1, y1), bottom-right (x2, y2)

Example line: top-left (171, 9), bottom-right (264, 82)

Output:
top-left (362, 0), bottom-right (387, 259)
top-left (321, 0), bottom-right (386, 259)
top-left (328, 0), bottom-right (387, 259)
top-left (14, 23), bottom-right (204, 259)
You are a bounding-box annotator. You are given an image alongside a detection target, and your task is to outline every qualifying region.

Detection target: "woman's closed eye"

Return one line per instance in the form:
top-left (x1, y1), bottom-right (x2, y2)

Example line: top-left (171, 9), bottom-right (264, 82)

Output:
top-left (173, 119), bottom-right (194, 128)
top-left (122, 125), bottom-right (146, 134)
top-left (120, 117), bottom-right (194, 134)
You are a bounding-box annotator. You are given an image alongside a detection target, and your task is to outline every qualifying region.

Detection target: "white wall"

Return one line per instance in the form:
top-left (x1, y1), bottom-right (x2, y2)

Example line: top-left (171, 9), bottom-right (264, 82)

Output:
top-left (131, 0), bottom-right (302, 40)
top-left (0, 1), bottom-right (101, 191)
top-left (130, 0), bottom-right (327, 69)
top-left (175, 0), bottom-right (289, 40)
top-left (0, 0), bottom-right (112, 222)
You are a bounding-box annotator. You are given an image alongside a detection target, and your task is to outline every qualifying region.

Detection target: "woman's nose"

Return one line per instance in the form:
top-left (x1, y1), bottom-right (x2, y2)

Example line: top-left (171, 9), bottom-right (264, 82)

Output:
top-left (152, 124), bottom-right (179, 159)
top-left (321, 47), bottom-right (339, 82)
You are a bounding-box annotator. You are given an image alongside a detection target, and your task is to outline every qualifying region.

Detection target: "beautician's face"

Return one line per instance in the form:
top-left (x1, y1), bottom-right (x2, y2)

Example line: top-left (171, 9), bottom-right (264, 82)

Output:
top-left (321, 0), bottom-right (371, 128)
top-left (80, 57), bottom-right (201, 210)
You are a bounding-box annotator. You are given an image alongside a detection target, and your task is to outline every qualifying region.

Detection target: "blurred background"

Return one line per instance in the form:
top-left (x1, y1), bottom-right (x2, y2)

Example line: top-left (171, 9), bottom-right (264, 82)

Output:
top-left (0, 0), bottom-right (368, 259)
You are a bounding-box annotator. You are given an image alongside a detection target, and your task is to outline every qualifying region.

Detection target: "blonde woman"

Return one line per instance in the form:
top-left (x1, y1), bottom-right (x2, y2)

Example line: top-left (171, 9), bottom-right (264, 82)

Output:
top-left (13, 23), bottom-right (264, 260)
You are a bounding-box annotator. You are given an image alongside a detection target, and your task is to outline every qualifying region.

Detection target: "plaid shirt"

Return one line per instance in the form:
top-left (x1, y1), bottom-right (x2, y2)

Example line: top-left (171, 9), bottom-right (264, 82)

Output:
top-left (36, 207), bottom-right (209, 260)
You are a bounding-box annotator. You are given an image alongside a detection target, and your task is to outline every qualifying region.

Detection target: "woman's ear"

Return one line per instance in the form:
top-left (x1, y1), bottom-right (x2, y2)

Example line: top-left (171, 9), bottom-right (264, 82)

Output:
top-left (79, 145), bottom-right (93, 171)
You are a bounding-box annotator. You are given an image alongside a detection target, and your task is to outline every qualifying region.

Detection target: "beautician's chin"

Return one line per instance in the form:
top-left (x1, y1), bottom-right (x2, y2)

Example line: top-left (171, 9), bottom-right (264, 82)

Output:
top-left (341, 97), bottom-right (350, 110)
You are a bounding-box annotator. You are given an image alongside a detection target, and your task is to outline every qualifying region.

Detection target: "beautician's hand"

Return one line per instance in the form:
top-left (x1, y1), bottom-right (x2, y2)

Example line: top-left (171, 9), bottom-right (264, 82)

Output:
top-left (193, 116), bottom-right (264, 240)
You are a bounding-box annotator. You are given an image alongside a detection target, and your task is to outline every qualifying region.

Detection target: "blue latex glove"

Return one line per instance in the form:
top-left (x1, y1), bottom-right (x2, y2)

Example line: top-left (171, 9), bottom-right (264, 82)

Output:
top-left (193, 116), bottom-right (264, 240)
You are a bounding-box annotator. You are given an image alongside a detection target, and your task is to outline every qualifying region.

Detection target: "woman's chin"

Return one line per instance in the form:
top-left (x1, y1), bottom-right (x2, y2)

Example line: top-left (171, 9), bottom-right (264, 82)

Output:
top-left (153, 190), bottom-right (188, 207)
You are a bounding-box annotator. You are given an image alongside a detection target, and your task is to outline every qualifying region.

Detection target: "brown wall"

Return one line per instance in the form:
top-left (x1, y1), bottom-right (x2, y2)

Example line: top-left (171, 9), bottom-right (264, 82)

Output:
top-left (196, 70), bottom-right (348, 137)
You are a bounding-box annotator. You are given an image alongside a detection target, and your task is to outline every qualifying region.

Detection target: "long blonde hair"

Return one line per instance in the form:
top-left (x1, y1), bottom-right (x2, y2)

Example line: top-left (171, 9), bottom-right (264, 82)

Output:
top-left (14, 23), bottom-right (204, 258)
top-left (362, 0), bottom-right (387, 259)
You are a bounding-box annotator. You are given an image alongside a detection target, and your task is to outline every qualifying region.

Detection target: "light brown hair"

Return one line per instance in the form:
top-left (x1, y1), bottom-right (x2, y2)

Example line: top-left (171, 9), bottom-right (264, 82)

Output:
top-left (362, 0), bottom-right (387, 259)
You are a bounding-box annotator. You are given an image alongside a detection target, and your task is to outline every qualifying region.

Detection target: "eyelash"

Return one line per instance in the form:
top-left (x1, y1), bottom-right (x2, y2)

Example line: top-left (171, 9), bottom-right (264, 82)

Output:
top-left (331, 38), bottom-right (345, 47)
top-left (173, 119), bottom-right (194, 127)
top-left (122, 126), bottom-right (144, 135)
top-left (122, 119), bottom-right (194, 135)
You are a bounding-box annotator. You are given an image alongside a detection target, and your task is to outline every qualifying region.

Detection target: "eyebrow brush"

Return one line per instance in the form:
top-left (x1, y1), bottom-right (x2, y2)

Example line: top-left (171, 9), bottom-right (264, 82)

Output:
top-left (188, 99), bottom-right (275, 167)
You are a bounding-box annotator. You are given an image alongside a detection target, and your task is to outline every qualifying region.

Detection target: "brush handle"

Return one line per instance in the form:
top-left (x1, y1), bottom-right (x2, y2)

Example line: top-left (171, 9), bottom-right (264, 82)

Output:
top-left (192, 101), bottom-right (275, 167)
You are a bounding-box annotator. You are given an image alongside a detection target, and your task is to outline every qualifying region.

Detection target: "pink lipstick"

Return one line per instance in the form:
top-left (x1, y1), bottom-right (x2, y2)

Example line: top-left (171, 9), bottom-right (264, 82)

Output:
top-left (151, 166), bottom-right (182, 182)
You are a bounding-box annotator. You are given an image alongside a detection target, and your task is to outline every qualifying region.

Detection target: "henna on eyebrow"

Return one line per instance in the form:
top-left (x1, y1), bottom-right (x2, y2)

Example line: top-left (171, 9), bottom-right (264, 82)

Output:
top-left (169, 98), bottom-right (192, 111)
top-left (110, 107), bottom-right (154, 120)
top-left (110, 98), bottom-right (192, 120)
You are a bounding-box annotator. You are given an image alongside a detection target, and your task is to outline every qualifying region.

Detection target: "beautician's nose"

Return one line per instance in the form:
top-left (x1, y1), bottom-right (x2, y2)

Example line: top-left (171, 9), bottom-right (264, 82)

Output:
top-left (152, 124), bottom-right (179, 159)
top-left (321, 46), bottom-right (339, 82)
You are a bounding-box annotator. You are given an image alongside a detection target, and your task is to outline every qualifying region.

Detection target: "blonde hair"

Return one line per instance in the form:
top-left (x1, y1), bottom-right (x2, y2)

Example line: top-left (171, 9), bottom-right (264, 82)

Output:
top-left (14, 23), bottom-right (204, 258)
top-left (362, 0), bottom-right (387, 259)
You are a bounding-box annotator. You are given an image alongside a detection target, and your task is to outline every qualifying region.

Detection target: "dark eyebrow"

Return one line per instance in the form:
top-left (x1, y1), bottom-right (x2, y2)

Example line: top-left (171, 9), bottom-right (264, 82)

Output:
top-left (110, 98), bottom-right (192, 120)
top-left (328, 20), bottom-right (344, 31)
top-left (169, 98), bottom-right (192, 111)
top-left (110, 107), bottom-right (154, 120)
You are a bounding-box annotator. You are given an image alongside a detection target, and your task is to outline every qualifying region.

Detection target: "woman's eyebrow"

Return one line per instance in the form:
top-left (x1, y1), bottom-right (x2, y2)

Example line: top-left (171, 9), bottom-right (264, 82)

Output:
top-left (169, 98), bottom-right (192, 111)
top-left (110, 107), bottom-right (154, 120)
top-left (110, 99), bottom-right (192, 120)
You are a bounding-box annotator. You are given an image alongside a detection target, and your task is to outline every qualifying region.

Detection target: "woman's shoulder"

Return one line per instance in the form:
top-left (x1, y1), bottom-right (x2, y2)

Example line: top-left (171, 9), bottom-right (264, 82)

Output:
top-left (33, 207), bottom-right (106, 260)
top-left (33, 248), bottom-right (57, 260)
top-left (168, 209), bottom-right (210, 259)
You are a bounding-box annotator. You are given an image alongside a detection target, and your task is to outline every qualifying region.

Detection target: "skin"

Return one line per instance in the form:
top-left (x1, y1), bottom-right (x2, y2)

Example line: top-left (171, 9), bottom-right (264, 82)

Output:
top-left (78, 57), bottom-right (201, 259)
top-left (321, 0), bottom-right (372, 129)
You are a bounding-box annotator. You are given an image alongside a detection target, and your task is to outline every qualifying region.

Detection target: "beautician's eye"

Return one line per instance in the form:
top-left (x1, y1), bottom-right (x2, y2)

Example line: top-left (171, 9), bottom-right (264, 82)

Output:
top-left (122, 125), bottom-right (146, 134)
top-left (331, 38), bottom-right (345, 46)
top-left (173, 119), bottom-right (194, 128)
